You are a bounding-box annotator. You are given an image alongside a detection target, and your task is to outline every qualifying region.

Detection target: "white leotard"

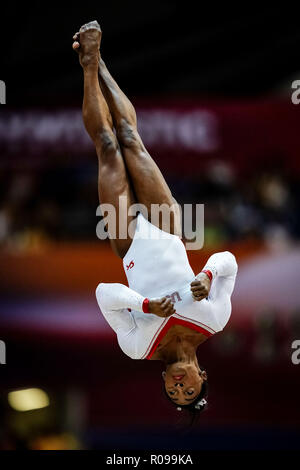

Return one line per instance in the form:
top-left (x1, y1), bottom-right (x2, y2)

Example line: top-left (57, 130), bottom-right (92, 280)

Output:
top-left (123, 212), bottom-right (195, 298)
top-left (96, 213), bottom-right (238, 360)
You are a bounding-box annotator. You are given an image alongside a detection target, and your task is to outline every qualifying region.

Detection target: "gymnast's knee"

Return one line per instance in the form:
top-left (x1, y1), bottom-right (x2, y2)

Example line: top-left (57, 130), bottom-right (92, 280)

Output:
top-left (116, 118), bottom-right (140, 149)
top-left (95, 128), bottom-right (119, 158)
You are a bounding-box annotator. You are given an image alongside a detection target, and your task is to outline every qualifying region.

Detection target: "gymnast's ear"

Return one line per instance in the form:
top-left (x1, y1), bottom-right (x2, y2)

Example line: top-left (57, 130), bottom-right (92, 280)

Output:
top-left (162, 371), bottom-right (166, 381)
top-left (200, 370), bottom-right (208, 381)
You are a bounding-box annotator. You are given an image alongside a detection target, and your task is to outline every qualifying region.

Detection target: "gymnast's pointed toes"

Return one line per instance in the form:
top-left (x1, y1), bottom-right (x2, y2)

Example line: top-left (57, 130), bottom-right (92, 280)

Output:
top-left (80, 20), bottom-right (101, 33)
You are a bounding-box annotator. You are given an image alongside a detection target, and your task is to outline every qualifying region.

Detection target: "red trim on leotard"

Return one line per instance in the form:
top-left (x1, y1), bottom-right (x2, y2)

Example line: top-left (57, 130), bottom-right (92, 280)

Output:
top-left (201, 269), bottom-right (213, 282)
top-left (145, 316), bottom-right (213, 360)
top-left (142, 298), bottom-right (150, 313)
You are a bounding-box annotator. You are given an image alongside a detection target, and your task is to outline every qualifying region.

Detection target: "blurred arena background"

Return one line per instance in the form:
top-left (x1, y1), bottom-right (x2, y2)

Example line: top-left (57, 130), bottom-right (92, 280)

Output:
top-left (0, 2), bottom-right (300, 451)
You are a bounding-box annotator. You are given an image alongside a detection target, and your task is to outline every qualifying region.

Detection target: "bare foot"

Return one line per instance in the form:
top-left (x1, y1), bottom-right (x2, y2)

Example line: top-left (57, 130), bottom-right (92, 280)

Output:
top-left (72, 20), bottom-right (101, 68)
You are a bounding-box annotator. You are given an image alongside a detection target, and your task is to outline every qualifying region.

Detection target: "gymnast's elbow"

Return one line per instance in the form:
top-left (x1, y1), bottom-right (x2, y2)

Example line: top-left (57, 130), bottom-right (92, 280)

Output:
top-left (223, 251), bottom-right (238, 275)
top-left (95, 282), bottom-right (111, 311)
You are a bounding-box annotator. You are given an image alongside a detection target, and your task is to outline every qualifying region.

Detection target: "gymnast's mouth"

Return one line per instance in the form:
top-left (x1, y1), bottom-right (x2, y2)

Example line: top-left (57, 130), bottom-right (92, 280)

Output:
top-left (172, 375), bottom-right (185, 381)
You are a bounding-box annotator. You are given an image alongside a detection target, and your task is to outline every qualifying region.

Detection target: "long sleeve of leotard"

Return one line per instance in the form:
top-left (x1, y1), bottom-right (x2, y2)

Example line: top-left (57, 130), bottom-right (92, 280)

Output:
top-left (198, 251), bottom-right (238, 330)
top-left (96, 282), bottom-right (147, 334)
top-left (200, 251), bottom-right (238, 282)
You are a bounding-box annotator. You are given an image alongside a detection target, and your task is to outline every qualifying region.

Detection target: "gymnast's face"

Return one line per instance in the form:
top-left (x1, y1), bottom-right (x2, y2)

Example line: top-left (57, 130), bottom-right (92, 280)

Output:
top-left (162, 363), bottom-right (207, 406)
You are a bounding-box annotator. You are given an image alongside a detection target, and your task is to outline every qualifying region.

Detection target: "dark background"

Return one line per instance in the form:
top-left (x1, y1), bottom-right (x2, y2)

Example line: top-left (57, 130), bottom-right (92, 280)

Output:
top-left (2, 3), bottom-right (300, 104)
top-left (1, 1), bottom-right (300, 452)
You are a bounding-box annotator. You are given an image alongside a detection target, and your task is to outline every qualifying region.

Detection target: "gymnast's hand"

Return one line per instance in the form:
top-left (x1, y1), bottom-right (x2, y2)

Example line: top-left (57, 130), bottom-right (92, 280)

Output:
top-left (190, 273), bottom-right (211, 301)
top-left (148, 297), bottom-right (175, 318)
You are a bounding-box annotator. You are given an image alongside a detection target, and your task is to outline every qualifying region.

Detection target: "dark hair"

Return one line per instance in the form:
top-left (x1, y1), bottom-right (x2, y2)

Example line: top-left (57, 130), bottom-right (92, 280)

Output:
top-left (163, 370), bottom-right (208, 429)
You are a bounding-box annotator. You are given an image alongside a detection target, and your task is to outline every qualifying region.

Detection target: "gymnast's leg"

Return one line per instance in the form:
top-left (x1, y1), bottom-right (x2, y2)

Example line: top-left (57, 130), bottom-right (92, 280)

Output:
top-left (97, 47), bottom-right (181, 235)
top-left (72, 21), bottom-right (136, 258)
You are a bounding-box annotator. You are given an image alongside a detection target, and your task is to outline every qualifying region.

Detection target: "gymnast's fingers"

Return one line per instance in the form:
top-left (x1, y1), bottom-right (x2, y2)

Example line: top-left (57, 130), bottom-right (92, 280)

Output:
top-left (190, 280), bottom-right (201, 287)
top-left (160, 297), bottom-right (171, 309)
top-left (164, 303), bottom-right (175, 315)
top-left (191, 284), bottom-right (205, 292)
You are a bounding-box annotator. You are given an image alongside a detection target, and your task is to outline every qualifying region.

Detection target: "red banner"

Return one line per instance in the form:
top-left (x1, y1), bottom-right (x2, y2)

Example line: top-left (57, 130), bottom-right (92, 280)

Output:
top-left (1, 98), bottom-right (300, 175)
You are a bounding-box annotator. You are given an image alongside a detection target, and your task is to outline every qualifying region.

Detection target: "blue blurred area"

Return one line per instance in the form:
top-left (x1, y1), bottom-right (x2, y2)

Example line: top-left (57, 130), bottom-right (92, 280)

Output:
top-left (85, 426), bottom-right (300, 451)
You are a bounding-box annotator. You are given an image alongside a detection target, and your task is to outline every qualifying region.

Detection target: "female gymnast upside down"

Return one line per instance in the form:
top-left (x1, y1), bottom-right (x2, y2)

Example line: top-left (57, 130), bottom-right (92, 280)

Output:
top-left (72, 21), bottom-right (238, 423)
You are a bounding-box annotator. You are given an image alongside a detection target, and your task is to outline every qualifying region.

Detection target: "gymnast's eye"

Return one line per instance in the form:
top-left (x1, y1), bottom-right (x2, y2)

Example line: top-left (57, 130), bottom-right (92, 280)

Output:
top-left (186, 390), bottom-right (194, 395)
top-left (168, 390), bottom-right (175, 396)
